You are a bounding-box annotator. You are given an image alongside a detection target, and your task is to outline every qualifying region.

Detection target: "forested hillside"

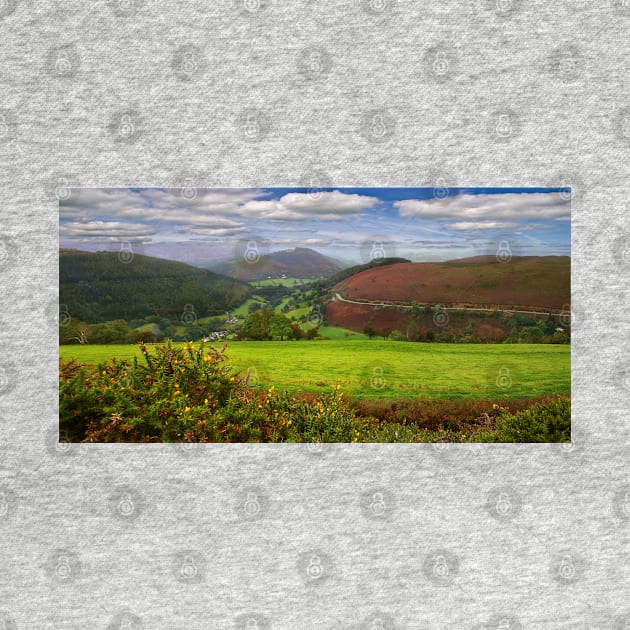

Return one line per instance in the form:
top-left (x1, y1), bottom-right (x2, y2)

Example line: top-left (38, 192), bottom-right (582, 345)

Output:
top-left (60, 249), bottom-right (250, 323)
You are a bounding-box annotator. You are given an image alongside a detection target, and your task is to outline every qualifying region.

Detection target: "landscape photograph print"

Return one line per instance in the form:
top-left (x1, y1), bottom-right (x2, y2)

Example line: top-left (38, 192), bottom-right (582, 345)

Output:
top-left (59, 186), bottom-right (571, 444)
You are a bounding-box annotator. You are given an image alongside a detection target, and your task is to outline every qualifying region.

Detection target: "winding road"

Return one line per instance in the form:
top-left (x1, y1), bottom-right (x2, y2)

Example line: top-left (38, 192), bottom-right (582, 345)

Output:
top-left (333, 292), bottom-right (566, 317)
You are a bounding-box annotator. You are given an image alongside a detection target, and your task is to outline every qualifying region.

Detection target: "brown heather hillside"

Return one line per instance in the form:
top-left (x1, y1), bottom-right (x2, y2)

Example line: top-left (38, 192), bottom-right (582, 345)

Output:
top-left (212, 247), bottom-right (342, 281)
top-left (333, 256), bottom-right (570, 311)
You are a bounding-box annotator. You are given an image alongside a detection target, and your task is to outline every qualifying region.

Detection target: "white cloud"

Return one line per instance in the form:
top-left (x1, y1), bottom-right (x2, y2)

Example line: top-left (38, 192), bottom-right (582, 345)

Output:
top-left (239, 191), bottom-right (380, 221)
top-left (447, 221), bottom-right (556, 232)
top-left (188, 224), bottom-right (249, 238)
top-left (395, 192), bottom-right (570, 222)
top-left (447, 221), bottom-right (521, 231)
top-left (60, 220), bottom-right (158, 239)
top-left (60, 188), bottom-right (267, 225)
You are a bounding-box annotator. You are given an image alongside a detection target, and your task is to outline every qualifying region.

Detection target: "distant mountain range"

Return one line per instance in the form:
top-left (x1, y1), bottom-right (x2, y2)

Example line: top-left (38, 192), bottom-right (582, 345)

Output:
top-left (210, 247), bottom-right (343, 281)
top-left (58, 241), bottom-right (236, 267)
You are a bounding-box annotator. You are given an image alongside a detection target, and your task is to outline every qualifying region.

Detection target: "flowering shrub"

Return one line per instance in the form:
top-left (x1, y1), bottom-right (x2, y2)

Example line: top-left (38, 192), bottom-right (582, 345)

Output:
top-left (59, 342), bottom-right (571, 443)
top-left (60, 342), bottom-right (360, 443)
top-left (470, 396), bottom-right (571, 443)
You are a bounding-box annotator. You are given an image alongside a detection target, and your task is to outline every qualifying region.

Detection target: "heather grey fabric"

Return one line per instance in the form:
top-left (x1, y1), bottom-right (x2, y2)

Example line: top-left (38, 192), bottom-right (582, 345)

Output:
top-left (0, 1), bottom-right (629, 628)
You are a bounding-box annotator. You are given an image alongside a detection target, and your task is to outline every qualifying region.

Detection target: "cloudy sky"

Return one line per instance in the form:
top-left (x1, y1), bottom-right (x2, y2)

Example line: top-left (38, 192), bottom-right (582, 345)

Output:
top-left (59, 187), bottom-right (571, 265)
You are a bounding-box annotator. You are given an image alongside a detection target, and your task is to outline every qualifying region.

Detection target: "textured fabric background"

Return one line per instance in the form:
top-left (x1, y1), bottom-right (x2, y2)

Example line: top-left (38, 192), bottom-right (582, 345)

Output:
top-left (1, 0), bottom-right (629, 628)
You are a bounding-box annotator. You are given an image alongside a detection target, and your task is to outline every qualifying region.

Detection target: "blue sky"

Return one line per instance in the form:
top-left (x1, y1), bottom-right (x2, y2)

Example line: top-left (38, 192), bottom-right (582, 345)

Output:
top-left (59, 187), bottom-right (571, 264)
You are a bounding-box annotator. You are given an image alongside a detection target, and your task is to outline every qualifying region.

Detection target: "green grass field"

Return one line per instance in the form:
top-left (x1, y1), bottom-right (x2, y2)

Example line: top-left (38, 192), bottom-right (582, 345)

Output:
top-left (250, 277), bottom-right (316, 287)
top-left (315, 326), bottom-right (368, 340)
top-left (60, 340), bottom-right (570, 401)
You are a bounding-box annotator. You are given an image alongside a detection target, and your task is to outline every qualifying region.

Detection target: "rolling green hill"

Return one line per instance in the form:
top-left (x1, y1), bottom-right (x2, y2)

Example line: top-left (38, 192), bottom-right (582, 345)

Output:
top-left (60, 249), bottom-right (251, 323)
